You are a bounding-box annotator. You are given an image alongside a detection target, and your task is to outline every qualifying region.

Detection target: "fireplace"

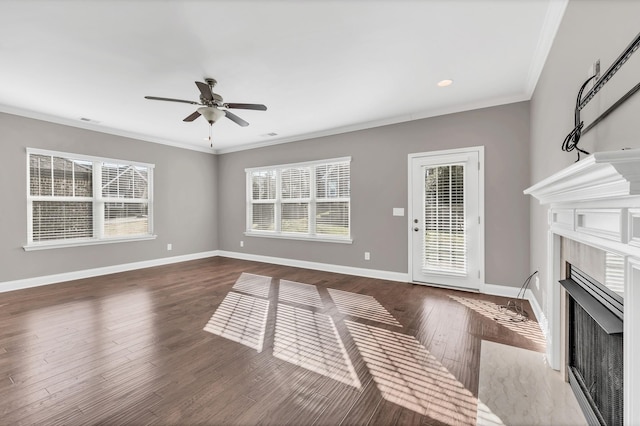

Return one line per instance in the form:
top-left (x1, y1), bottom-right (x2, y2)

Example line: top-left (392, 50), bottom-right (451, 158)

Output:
top-left (524, 149), bottom-right (640, 425)
top-left (561, 263), bottom-right (623, 425)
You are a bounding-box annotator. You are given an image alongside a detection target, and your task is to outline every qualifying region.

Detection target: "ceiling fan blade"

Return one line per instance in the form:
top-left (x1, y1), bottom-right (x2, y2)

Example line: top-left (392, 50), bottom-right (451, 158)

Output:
top-left (224, 110), bottom-right (249, 127)
top-left (224, 103), bottom-right (267, 111)
top-left (145, 96), bottom-right (199, 105)
top-left (195, 81), bottom-right (214, 101)
top-left (183, 111), bottom-right (201, 122)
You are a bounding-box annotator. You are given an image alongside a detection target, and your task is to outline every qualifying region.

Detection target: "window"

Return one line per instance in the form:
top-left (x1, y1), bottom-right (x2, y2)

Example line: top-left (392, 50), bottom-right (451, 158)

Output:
top-left (246, 157), bottom-right (351, 242)
top-left (423, 164), bottom-right (466, 274)
top-left (26, 148), bottom-right (155, 250)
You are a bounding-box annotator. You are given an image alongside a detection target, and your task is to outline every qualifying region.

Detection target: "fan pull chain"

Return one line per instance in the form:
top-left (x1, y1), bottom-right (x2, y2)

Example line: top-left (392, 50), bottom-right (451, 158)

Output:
top-left (208, 123), bottom-right (213, 148)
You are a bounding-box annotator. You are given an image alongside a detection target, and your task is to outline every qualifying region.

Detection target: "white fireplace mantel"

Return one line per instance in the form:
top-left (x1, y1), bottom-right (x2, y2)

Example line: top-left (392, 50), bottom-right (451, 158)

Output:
top-left (525, 148), bottom-right (640, 426)
top-left (525, 149), bottom-right (640, 205)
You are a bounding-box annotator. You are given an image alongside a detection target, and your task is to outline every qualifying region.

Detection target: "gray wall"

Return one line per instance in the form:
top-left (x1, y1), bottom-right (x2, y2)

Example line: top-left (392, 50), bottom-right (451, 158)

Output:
top-left (0, 112), bottom-right (218, 283)
top-left (529, 0), bottom-right (640, 306)
top-left (219, 102), bottom-right (530, 287)
top-left (1, 102), bottom-right (529, 288)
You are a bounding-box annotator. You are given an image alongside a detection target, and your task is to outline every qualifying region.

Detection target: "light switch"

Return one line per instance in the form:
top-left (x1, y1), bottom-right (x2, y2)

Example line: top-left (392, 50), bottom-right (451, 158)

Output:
top-left (393, 208), bottom-right (405, 217)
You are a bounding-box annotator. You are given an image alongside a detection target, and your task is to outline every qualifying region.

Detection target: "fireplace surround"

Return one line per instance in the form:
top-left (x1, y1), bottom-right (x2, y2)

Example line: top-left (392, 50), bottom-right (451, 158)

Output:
top-left (525, 149), bottom-right (640, 425)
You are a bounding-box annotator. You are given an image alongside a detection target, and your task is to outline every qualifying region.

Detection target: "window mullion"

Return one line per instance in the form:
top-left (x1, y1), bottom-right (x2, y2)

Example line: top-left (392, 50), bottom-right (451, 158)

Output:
top-left (94, 161), bottom-right (104, 239)
top-left (309, 165), bottom-right (316, 235)
top-left (72, 160), bottom-right (76, 197)
top-left (275, 169), bottom-right (282, 233)
top-left (49, 156), bottom-right (54, 196)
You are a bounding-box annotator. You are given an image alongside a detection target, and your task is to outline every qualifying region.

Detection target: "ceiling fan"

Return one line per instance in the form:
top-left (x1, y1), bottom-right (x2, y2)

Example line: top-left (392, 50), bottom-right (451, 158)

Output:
top-left (144, 77), bottom-right (267, 132)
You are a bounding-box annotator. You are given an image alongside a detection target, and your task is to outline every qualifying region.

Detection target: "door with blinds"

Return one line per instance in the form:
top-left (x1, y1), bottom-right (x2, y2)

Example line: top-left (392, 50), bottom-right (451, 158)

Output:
top-left (409, 148), bottom-right (483, 290)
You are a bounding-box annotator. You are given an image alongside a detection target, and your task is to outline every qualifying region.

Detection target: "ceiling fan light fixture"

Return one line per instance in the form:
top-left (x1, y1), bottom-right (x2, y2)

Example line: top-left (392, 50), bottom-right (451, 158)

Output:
top-left (197, 106), bottom-right (225, 124)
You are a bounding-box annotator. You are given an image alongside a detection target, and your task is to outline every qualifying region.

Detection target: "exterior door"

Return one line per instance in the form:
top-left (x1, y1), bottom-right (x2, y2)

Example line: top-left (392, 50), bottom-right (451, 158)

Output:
top-left (409, 147), bottom-right (483, 290)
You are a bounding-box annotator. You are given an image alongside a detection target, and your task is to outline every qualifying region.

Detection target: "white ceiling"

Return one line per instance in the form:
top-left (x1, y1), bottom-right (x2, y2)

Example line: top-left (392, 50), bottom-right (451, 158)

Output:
top-left (0, 0), bottom-right (566, 154)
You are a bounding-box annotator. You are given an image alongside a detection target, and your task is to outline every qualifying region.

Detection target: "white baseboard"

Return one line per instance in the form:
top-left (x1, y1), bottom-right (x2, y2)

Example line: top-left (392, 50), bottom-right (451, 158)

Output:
top-left (482, 282), bottom-right (523, 299)
top-left (1, 247), bottom-right (548, 338)
top-left (526, 289), bottom-right (548, 339)
top-left (217, 250), bottom-right (410, 283)
top-left (0, 250), bottom-right (220, 294)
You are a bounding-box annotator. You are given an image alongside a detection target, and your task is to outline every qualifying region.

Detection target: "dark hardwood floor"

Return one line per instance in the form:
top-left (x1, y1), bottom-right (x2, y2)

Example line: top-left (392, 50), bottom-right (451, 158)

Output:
top-left (0, 257), bottom-right (544, 425)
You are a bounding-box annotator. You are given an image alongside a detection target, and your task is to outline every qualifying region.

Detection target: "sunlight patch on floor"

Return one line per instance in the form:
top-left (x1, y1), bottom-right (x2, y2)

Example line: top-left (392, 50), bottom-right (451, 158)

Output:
top-left (274, 304), bottom-right (361, 389)
top-left (232, 272), bottom-right (272, 298)
top-left (449, 295), bottom-right (546, 345)
top-left (345, 320), bottom-right (477, 424)
top-left (278, 279), bottom-right (324, 308)
top-left (203, 292), bottom-right (269, 352)
top-left (328, 288), bottom-right (402, 327)
top-left (203, 272), bottom-right (504, 422)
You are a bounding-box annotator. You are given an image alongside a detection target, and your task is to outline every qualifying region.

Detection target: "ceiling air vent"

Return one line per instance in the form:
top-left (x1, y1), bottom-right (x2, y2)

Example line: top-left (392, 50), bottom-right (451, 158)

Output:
top-left (80, 117), bottom-right (101, 124)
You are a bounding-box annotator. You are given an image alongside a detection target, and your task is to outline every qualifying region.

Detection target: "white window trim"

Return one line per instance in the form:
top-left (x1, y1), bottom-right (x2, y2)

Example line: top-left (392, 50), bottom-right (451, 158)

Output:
top-left (243, 231), bottom-right (353, 244)
top-left (245, 157), bottom-right (352, 243)
top-left (23, 235), bottom-right (157, 251)
top-left (24, 148), bottom-right (156, 251)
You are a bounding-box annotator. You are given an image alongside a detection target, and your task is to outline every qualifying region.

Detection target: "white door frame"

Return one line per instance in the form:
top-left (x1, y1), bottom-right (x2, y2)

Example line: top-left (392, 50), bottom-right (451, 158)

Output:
top-left (407, 146), bottom-right (485, 290)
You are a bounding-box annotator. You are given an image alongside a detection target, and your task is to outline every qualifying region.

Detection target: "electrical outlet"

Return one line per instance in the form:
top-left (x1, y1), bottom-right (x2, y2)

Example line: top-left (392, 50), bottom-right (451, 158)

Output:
top-left (364, 252), bottom-right (370, 260)
top-left (167, 243), bottom-right (172, 251)
top-left (240, 240), bottom-right (244, 248)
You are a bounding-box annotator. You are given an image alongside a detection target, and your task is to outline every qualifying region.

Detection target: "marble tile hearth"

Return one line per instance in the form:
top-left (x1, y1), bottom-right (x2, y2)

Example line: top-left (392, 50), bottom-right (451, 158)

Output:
top-left (477, 340), bottom-right (585, 426)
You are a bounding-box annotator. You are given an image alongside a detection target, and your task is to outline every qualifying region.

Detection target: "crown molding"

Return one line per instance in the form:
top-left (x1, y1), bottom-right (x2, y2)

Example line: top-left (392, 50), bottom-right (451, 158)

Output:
top-left (524, 0), bottom-right (568, 96)
top-left (0, 104), bottom-right (216, 155)
top-left (2, 92), bottom-right (531, 156)
top-left (214, 93), bottom-right (529, 154)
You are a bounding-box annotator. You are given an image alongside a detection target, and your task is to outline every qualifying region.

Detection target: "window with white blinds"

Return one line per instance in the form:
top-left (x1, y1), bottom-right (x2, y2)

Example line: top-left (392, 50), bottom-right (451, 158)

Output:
top-left (26, 149), bottom-right (154, 249)
top-left (246, 157), bottom-right (351, 242)
top-left (423, 163), bottom-right (466, 274)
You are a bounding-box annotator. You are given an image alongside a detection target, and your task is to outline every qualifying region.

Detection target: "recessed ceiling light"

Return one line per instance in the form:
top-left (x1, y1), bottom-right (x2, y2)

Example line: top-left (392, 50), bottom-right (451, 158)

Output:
top-left (437, 79), bottom-right (453, 87)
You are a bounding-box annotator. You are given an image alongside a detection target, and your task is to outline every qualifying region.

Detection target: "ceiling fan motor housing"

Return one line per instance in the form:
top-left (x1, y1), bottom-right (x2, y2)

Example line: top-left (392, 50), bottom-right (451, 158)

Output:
top-left (201, 92), bottom-right (224, 106)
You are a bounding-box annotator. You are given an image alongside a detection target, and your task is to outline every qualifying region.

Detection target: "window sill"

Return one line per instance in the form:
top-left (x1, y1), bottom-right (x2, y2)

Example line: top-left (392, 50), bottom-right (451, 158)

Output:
top-left (244, 231), bottom-right (352, 244)
top-left (23, 235), bottom-right (158, 251)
